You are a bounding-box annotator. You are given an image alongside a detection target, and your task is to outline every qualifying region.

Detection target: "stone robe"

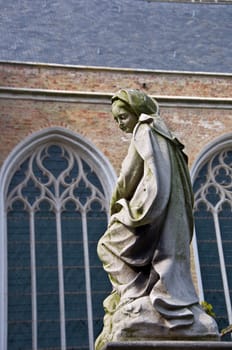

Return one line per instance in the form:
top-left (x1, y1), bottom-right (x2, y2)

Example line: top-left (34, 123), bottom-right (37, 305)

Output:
top-left (98, 113), bottom-right (199, 326)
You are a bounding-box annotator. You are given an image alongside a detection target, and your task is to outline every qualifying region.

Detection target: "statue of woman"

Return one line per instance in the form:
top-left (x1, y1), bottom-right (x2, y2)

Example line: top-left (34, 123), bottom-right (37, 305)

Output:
top-left (95, 89), bottom-right (219, 349)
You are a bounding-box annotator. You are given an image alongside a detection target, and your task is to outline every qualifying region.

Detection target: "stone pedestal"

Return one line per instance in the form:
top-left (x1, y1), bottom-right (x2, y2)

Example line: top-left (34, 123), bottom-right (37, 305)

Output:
top-left (103, 341), bottom-right (231, 350)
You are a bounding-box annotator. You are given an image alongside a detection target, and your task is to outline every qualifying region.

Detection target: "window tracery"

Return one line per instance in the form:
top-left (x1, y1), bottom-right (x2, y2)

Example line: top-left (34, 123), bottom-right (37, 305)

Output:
top-left (192, 138), bottom-right (232, 337)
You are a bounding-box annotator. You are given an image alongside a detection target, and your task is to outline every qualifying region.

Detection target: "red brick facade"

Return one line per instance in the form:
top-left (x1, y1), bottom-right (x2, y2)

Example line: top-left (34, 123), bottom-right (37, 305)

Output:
top-left (0, 61), bottom-right (232, 303)
top-left (0, 62), bottom-right (232, 173)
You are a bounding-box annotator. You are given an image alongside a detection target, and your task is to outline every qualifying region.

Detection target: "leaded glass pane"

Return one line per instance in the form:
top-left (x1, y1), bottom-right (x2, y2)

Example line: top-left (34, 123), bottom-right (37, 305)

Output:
top-left (7, 205), bottom-right (32, 349)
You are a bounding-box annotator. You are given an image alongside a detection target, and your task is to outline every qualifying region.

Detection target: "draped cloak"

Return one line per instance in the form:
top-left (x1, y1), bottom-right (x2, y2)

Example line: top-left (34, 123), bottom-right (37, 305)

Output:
top-left (97, 113), bottom-right (199, 325)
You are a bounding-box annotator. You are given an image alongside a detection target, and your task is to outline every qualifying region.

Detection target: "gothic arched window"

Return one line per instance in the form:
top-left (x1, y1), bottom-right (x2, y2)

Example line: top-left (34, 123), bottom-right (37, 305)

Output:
top-left (0, 128), bottom-right (116, 350)
top-left (191, 133), bottom-right (232, 338)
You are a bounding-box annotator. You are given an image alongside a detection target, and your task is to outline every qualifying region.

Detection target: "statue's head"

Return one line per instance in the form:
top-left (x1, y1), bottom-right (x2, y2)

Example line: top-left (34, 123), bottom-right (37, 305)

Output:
top-left (111, 89), bottom-right (159, 133)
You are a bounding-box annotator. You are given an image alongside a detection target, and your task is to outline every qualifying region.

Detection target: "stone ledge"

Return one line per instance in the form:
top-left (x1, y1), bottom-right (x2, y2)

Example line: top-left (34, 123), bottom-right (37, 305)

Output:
top-left (103, 341), bottom-right (231, 350)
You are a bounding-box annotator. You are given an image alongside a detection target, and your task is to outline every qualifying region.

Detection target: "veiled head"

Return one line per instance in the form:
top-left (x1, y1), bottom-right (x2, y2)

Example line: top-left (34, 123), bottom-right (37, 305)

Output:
top-left (111, 89), bottom-right (159, 118)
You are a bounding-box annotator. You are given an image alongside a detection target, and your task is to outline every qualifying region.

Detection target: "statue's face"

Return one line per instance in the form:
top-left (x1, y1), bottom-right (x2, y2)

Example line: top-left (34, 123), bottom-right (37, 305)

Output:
top-left (112, 101), bottom-right (138, 133)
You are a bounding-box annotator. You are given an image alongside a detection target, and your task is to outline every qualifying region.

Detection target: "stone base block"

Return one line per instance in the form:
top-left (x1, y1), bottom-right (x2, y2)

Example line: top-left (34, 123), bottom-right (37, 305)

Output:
top-left (103, 341), bottom-right (231, 350)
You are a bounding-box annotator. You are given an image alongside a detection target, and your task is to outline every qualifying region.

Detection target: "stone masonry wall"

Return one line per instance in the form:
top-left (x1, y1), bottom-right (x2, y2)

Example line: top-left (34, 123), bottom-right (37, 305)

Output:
top-left (1, 62), bottom-right (232, 97)
top-left (1, 62), bottom-right (232, 288)
top-left (0, 97), bottom-right (231, 173)
top-left (0, 62), bottom-right (231, 171)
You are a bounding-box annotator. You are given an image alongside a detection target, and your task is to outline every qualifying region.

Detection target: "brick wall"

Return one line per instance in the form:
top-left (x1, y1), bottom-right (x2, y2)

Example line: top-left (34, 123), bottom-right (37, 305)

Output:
top-left (0, 62), bottom-right (232, 171)
top-left (1, 62), bottom-right (232, 289)
top-left (1, 62), bottom-right (232, 97)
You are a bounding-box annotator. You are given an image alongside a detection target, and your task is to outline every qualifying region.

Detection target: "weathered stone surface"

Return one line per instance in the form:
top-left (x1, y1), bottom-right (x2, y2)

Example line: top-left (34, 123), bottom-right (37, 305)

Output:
top-left (109, 298), bottom-right (219, 342)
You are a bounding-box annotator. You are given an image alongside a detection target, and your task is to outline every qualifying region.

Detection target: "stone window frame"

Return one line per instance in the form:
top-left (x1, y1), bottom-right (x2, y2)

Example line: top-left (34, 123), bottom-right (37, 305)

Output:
top-left (0, 126), bottom-right (116, 350)
top-left (191, 132), bottom-right (232, 329)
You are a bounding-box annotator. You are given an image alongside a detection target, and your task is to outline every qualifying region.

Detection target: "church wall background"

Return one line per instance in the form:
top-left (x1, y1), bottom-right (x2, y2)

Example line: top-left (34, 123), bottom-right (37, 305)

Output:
top-left (0, 1), bottom-right (232, 348)
top-left (1, 60), bottom-right (232, 287)
top-left (0, 61), bottom-right (232, 348)
top-left (1, 61), bottom-right (232, 171)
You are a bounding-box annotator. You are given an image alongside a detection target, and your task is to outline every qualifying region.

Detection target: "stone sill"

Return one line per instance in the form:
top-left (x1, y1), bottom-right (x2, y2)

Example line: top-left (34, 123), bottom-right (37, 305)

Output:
top-left (103, 341), bottom-right (232, 350)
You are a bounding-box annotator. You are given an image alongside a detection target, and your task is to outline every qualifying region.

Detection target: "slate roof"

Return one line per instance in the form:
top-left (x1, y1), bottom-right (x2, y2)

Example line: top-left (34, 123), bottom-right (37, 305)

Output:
top-left (0, 0), bottom-right (232, 73)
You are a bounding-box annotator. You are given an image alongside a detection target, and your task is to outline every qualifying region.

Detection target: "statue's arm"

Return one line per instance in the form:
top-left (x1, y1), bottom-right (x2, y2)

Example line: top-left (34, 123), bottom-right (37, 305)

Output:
top-left (110, 140), bottom-right (144, 216)
top-left (109, 123), bottom-right (171, 227)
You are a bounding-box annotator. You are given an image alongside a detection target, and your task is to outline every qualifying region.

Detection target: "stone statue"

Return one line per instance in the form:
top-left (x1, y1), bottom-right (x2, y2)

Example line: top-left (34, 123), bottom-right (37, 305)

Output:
top-left (95, 89), bottom-right (219, 350)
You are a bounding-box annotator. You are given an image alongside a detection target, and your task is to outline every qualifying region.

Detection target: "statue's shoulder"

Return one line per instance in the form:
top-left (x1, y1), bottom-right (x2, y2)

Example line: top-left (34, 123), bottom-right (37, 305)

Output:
top-left (133, 114), bottom-right (153, 137)
top-left (134, 113), bottom-right (171, 140)
top-left (134, 114), bottom-right (186, 152)
top-left (151, 115), bottom-right (173, 140)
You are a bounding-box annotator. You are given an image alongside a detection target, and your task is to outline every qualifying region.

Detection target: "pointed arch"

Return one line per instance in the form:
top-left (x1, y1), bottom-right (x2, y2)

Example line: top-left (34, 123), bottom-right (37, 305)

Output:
top-left (191, 132), bottom-right (232, 336)
top-left (0, 127), bottom-right (116, 350)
